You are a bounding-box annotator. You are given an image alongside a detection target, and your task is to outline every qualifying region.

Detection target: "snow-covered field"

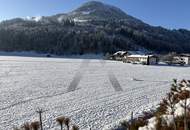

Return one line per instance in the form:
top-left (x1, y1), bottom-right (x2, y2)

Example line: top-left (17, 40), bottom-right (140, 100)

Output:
top-left (0, 56), bottom-right (190, 130)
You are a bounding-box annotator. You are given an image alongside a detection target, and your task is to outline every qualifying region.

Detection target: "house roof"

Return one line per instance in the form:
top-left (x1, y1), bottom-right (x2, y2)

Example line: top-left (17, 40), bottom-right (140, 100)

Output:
top-left (127, 55), bottom-right (156, 58)
top-left (176, 54), bottom-right (190, 57)
top-left (113, 51), bottom-right (127, 56)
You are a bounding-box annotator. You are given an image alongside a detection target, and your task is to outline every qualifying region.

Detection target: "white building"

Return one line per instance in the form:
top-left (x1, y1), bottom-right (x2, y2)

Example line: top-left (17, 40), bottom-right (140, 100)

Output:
top-left (126, 55), bottom-right (158, 65)
top-left (174, 54), bottom-right (190, 65)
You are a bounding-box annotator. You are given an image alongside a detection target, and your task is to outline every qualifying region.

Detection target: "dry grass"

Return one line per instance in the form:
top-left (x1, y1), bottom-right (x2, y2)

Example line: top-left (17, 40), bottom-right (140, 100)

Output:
top-left (30, 121), bottom-right (40, 130)
top-left (71, 125), bottom-right (79, 130)
top-left (16, 116), bottom-right (78, 130)
top-left (118, 79), bottom-right (190, 130)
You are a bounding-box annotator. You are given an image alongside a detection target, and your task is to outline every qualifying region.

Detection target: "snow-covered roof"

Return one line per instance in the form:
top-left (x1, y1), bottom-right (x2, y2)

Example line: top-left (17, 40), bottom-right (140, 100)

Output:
top-left (175, 54), bottom-right (190, 57)
top-left (127, 55), bottom-right (156, 58)
top-left (113, 51), bottom-right (127, 56)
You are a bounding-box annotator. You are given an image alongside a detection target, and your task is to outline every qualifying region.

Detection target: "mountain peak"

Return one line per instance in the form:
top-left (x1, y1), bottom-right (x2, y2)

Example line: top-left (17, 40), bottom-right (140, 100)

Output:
top-left (70, 1), bottom-right (128, 20)
top-left (82, 1), bottom-right (104, 6)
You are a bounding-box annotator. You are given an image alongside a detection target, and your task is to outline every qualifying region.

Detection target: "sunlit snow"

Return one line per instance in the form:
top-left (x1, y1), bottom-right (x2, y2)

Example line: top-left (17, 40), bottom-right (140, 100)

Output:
top-left (0, 56), bottom-right (190, 130)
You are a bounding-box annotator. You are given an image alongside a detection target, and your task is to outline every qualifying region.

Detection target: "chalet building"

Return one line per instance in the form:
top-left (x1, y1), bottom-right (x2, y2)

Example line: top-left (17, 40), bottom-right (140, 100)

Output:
top-left (125, 55), bottom-right (158, 65)
top-left (109, 50), bottom-right (143, 61)
top-left (109, 51), bottom-right (128, 61)
top-left (173, 54), bottom-right (190, 65)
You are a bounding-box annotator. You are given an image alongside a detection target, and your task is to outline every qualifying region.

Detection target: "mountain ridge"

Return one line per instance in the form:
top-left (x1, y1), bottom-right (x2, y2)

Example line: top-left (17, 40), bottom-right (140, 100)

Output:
top-left (1, 1), bottom-right (144, 25)
top-left (0, 1), bottom-right (190, 54)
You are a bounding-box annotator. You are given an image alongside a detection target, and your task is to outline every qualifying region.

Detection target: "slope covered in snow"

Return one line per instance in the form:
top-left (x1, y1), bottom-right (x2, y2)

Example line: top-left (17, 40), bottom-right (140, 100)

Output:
top-left (0, 56), bottom-right (190, 130)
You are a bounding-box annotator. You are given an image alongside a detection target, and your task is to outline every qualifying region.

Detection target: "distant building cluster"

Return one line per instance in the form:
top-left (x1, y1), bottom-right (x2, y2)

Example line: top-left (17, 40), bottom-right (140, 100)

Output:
top-left (108, 51), bottom-right (158, 65)
top-left (108, 51), bottom-right (190, 66)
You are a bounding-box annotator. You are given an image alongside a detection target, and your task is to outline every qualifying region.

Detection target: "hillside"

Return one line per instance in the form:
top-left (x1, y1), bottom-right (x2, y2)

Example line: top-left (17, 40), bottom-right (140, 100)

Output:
top-left (0, 1), bottom-right (190, 55)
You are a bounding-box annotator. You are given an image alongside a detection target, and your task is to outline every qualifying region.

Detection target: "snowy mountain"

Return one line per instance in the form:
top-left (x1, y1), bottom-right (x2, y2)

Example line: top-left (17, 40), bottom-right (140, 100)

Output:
top-left (0, 1), bottom-right (190, 54)
top-left (69, 1), bottom-right (144, 24)
top-left (69, 1), bottom-right (131, 20)
top-left (39, 1), bottom-right (143, 24)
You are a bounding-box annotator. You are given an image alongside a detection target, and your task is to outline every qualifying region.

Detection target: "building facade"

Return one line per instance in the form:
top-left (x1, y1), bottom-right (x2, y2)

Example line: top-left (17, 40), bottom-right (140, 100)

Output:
top-left (174, 54), bottom-right (190, 65)
top-left (125, 55), bottom-right (158, 65)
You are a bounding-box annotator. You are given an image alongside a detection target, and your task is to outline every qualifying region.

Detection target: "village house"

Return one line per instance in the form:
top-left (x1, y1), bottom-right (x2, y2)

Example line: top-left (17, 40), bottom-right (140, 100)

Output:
top-left (124, 54), bottom-right (158, 65)
top-left (109, 50), bottom-right (144, 61)
top-left (109, 51), bottom-right (128, 61)
top-left (173, 54), bottom-right (190, 65)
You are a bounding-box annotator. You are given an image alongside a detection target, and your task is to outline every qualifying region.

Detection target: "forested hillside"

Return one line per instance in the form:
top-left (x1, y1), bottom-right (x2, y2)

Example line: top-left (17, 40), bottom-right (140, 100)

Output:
top-left (0, 1), bottom-right (190, 55)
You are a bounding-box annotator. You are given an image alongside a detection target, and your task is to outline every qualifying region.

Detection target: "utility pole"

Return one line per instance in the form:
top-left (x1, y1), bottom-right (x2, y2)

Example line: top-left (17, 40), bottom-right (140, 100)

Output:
top-left (131, 111), bottom-right (133, 123)
top-left (36, 108), bottom-right (45, 130)
top-left (130, 111), bottom-right (133, 130)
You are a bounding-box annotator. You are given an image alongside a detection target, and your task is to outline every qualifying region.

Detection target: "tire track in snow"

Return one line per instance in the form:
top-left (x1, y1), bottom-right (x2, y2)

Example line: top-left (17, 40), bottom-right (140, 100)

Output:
top-left (99, 59), bottom-right (124, 92)
top-left (67, 59), bottom-right (90, 92)
top-left (108, 71), bottom-right (123, 91)
top-left (0, 60), bottom-right (170, 111)
top-left (67, 72), bottom-right (82, 92)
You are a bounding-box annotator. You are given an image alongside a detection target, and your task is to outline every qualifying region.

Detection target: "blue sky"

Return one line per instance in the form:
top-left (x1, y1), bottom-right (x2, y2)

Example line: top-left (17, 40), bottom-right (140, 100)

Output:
top-left (0, 0), bottom-right (190, 29)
